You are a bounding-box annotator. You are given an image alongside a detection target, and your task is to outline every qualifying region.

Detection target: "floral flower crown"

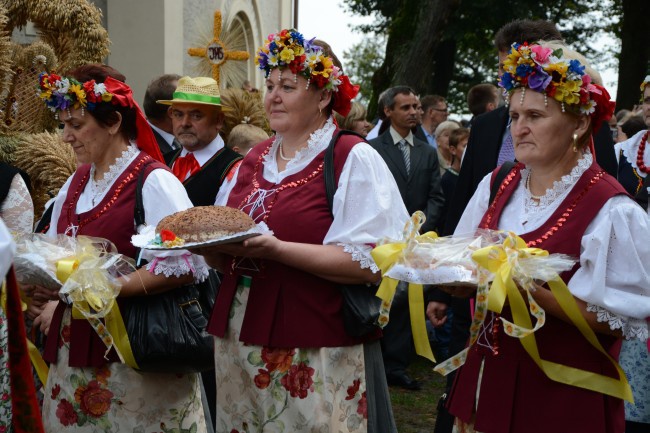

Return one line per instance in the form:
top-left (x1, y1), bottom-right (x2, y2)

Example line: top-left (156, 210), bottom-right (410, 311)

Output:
top-left (38, 72), bottom-right (115, 113)
top-left (499, 42), bottom-right (614, 129)
top-left (37, 73), bottom-right (166, 163)
top-left (255, 28), bottom-right (359, 116)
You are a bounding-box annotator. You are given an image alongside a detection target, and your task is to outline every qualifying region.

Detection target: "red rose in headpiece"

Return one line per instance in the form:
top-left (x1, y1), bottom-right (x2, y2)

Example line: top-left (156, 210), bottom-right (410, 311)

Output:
top-left (332, 75), bottom-right (360, 117)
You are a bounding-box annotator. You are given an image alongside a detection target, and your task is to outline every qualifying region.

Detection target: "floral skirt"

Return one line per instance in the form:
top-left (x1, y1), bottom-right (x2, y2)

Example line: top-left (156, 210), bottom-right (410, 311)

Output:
top-left (41, 308), bottom-right (207, 433)
top-left (214, 281), bottom-right (396, 433)
top-left (620, 338), bottom-right (650, 423)
top-left (0, 307), bottom-right (12, 430)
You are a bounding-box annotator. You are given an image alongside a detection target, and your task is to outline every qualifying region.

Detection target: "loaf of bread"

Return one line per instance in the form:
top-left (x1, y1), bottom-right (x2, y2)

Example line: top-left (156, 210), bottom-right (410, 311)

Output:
top-left (156, 206), bottom-right (256, 243)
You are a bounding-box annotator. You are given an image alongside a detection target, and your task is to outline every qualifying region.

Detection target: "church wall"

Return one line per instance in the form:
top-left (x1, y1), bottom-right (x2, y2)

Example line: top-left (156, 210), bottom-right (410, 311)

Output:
top-left (105, 0), bottom-right (292, 105)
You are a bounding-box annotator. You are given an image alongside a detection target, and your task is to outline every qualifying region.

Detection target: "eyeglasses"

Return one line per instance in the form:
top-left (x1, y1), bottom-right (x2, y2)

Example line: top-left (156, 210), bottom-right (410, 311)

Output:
top-left (432, 108), bottom-right (449, 114)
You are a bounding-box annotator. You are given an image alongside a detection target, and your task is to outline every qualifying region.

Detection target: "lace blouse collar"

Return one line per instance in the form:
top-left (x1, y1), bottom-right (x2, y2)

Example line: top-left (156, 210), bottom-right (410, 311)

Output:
top-left (521, 151), bottom-right (593, 211)
top-left (620, 129), bottom-right (649, 177)
top-left (262, 117), bottom-right (336, 183)
top-left (88, 144), bottom-right (139, 206)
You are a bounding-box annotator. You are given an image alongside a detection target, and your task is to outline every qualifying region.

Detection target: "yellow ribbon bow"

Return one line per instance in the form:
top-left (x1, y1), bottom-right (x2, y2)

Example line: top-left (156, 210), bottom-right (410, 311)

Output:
top-left (58, 237), bottom-right (139, 370)
top-left (371, 211), bottom-right (438, 362)
top-left (434, 232), bottom-right (633, 402)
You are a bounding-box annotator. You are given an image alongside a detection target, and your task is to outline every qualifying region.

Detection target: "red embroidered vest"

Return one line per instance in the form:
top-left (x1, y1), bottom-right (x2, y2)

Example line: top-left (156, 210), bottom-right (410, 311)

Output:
top-left (448, 162), bottom-right (628, 433)
top-left (45, 153), bottom-right (169, 367)
top-left (207, 132), bottom-right (379, 347)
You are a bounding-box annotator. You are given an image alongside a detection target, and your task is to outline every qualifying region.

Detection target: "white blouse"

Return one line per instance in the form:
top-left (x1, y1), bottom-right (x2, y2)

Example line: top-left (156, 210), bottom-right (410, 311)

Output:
top-left (0, 173), bottom-right (34, 234)
top-left (0, 219), bottom-right (15, 278)
top-left (619, 129), bottom-right (649, 179)
top-left (47, 145), bottom-right (208, 280)
top-left (456, 152), bottom-right (650, 340)
top-left (217, 117), bottom-right (410, 272)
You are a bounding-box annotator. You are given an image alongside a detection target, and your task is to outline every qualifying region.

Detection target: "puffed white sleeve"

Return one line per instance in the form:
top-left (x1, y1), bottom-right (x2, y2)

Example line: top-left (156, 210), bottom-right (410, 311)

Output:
top-left (0, 218), bottom-right (15, 278)
top-left (323, 143), bottom-right (409, 273)
top-left (569, 194), bottom-right (650, 340)
top-left (0, 173), bottom-right (34, 234)
top-left (140, 168), bottom-right (209, 281)
top-left (214, 163), bottom-right (240, 206)
top-left (453, 172), bottom-right (492, 236)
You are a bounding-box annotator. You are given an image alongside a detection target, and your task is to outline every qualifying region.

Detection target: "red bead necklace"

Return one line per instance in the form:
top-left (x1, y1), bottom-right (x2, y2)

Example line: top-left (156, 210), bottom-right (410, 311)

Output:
top-left (635, 130), bottom-right (650, 173)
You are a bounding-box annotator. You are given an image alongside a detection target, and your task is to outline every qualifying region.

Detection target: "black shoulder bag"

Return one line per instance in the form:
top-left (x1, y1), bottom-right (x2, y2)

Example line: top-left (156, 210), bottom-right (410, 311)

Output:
top-left (324, 130), bottom-right (382, 338)
top-left (119, 165), bottom-right (219, 373)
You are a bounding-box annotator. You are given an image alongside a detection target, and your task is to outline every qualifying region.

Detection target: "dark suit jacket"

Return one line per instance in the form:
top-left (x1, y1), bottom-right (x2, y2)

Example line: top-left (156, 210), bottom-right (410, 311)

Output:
top-left (443, 106), bottom-right (618, 236)
top-left (443, 106), bottom-right (509, 236)
top-left (152, 128), bottom-right (175, 155)
top-left (369, 130), bottom-right (445, 233)
top-left (413, 124), bottom-right (428, 143)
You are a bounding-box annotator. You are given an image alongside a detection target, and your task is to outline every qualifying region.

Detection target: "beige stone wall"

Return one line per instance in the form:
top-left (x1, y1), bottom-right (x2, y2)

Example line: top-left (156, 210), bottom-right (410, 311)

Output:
top-left (103, 0), bottom-right (292, 105)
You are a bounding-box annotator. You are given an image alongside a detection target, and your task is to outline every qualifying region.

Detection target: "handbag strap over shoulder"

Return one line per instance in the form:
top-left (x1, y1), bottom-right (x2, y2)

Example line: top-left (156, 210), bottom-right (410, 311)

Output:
top-left (489, 161), bottom-right (516, 204)
top-left (324, 129), bottom-right (367, 216)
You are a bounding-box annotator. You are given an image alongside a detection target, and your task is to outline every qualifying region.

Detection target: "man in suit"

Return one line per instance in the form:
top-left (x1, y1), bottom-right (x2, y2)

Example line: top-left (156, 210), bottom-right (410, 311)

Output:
top-left (369, 85), bottom-right (445, 390)
top-left (419, 95), bottom-right (449, 148)
top-left (143, 74), bottom-right (181, 157)
top-left (158, 76), bottom-right (242, 207)
top-left (466, 83), bottom-right (501, 124)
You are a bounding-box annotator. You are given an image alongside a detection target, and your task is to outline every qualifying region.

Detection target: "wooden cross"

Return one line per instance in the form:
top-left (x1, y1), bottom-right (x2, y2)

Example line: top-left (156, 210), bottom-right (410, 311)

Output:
top-left (187, 10), bottom-right (250, 85)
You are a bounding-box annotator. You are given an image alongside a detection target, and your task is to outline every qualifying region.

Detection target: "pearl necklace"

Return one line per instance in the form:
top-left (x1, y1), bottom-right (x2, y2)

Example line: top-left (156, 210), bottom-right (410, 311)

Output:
top-left (635, 130), bottom-right (650, 174)
top-left (278, 142), bottom-right (293, 161)
top-left (525, 171), bottom-right (544, 201)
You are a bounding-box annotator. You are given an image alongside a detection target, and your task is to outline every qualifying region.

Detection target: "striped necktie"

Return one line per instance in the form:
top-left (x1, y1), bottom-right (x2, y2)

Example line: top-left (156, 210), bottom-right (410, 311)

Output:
top-left (398, 139), bottom-right (411, 175)
top-left (497, 130), bottom-right (515, 166)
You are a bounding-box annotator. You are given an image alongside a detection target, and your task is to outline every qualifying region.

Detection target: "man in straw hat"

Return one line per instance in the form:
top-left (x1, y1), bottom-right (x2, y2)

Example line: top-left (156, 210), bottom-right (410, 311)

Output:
top-left (158, 76), bottom-right (242, 206)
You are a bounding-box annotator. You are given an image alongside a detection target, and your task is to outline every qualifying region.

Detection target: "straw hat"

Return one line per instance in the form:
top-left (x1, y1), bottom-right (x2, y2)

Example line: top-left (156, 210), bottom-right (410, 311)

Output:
top-left (157, 76), bottom-right (224, 107)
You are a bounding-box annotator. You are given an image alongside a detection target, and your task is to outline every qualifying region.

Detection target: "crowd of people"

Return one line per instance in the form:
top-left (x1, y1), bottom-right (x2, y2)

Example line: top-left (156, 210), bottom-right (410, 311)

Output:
top-left (0, 16), bottom-right (648, 433)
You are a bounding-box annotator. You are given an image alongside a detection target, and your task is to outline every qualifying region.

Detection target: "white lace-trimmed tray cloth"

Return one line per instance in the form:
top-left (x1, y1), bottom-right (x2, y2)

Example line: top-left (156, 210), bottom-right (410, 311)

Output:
top-left (382, 230), bottom-right (574, 287)
top-left (131, 223), bottom-right (272, 251)
top-left (384, 234), bottom-right (486, 287)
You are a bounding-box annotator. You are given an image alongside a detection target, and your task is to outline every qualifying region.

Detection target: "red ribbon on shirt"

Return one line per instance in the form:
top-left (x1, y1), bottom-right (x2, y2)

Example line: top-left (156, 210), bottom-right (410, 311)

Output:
top-left (172, 153), bottom-right (200, 181)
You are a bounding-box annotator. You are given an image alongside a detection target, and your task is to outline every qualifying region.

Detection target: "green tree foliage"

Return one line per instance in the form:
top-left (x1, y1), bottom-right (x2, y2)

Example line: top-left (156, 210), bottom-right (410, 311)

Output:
top-left (343, 0), bottom-right (646, 116)
top-left (342, 36), bottom-right (385, 105)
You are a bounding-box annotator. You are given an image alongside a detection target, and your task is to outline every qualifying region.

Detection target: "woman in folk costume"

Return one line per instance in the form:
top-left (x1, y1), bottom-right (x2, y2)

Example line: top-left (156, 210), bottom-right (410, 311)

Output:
top-left (197, 29), bottom-right (408, 433)
top-left (614, 76), bottom-right (650, 433)
top-left (445, 41), bottom-right (650, 433)
top-left (33, 64), bottom-right (209, 432)
top-left (0, 218), bottom-right (45, 433)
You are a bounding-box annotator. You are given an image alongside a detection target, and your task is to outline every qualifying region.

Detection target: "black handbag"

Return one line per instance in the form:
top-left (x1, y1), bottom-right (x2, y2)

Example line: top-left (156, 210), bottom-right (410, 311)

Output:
top-left (324, 130), bottom-right (382, 338)
top-left (120, 164), bottom-right (218, 373)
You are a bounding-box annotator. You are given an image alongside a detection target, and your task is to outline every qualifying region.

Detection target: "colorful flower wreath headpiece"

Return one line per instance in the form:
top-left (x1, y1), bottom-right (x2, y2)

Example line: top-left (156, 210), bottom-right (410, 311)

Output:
top-left (255, 28), bottom-right (359, 116)
top-left (38, 72), bottom-right (115, 113)
top-left (499, 42), bottom-right (615, 131)
top-left (37, 72), bottom-right (165, 163)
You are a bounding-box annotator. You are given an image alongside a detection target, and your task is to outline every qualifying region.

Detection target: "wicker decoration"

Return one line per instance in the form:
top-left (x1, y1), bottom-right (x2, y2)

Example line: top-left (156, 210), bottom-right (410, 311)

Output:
top-left (0, 0), bottom-right (109, 218)
top-left (2, 0), bottom-right (110, 73)
top-left (220, 88), bottom-right (271, 142)
top-left (12, 131), bottom-right (76, 216)
top-left (188, 9), bottom-right (250, 88)
top-left (1, 41), bottom-right (59, 134)
top-left (0, 134), bottom-right (20, 165)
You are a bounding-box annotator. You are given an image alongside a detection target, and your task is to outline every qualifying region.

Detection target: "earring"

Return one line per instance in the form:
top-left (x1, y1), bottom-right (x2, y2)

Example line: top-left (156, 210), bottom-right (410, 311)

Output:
top-left (572, 133), bottom-right (578, 152)
top-left (319, 107), bottom-right (322, 116)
